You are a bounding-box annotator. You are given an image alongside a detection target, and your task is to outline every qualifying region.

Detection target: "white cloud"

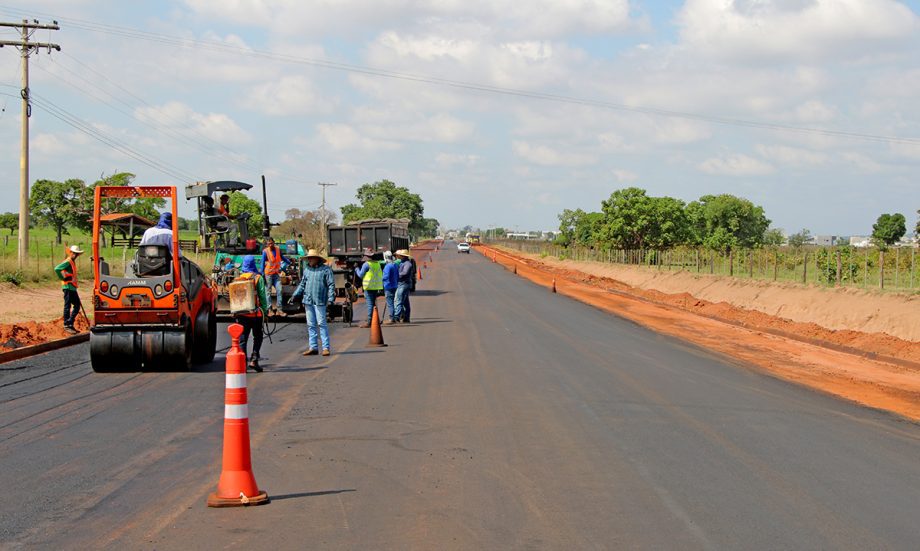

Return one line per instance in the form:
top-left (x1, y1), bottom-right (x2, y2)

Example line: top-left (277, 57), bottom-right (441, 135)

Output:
top-left (512, 141), bottom-right (596, 166)
top-left (755, 144), bottom-right (828, 167)
top-left (613, 169), bottom-right (638, 183)
top-left (135, 101), bottom-right (252, 146)
top-left (244, 75), bottom-right (336, 116)
top-left (314, 123), bottom-right (401, 153)
top-left (677, 0), bottom-right (919, 63)
top-left (698, 154), bottom-right (775, 176)
top-left (435, 153), bottom-right (480, 166)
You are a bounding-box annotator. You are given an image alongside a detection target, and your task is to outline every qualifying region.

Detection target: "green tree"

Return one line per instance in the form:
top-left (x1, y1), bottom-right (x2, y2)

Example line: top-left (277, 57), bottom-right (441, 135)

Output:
top-left (915, 209), bottom-right (919, 236)
top-left (0, 212), bottom-right (17, 235)
top-left (763, 227), bottom-right (785, 246)
top-left (787, 229), bottom-right (811, 249)
top-left (72, 172), bottom-right (167, 236)
top-left (871, 213), bottom-right (906, 249)
top-left (341, 180), bottom-right (425, 233)
top-left (417, 217), bottom-right (440, 238)
top-left (593, 187), bottom-right (689, 250)
top-left (686, 194), bottom-right (770, 252)
top-left (30, 178), bottom-right (85, 244)
top-left (228, 193), bottom-right (264, 238)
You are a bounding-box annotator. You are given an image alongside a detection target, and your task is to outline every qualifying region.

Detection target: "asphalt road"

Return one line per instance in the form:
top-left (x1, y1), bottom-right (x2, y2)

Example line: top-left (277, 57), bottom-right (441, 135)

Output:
top-left (1, 246), bottom-right (919, 550)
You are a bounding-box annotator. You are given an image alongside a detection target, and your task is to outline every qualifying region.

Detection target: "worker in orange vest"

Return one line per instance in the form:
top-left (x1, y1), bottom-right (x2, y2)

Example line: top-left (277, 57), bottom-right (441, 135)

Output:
top-left (261, 237), bottom-right (292, 315)
top-left (236, 255), bottom-right (269, 372)
top-left (54, 245), bottom-right (85, 333)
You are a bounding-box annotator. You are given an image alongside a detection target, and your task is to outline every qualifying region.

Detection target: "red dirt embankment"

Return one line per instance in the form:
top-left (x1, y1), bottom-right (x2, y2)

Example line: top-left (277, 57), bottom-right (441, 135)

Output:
top-left (480, 244), bottom-right (920, 422)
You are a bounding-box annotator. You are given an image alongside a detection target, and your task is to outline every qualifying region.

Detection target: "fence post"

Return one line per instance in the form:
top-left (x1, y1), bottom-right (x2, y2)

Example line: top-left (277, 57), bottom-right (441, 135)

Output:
top-left (773, 250), bottom-right (778, 281)
top-left (802, 251), bottom-right (808, 284)
top-left (895, 247), bottom-right (900, 288)
top-left (728, 249), bottom-right (734, 277)
top-left (863, 249), bottom-right (868, 287)
top-left (879, 250), bottom-right (885, 289)
top-left (835, 250), bottom-right (842, 286)
top-left (911, 247), bottom-right (915, 289)
top-left (748, 250), bottom-right (753, 278)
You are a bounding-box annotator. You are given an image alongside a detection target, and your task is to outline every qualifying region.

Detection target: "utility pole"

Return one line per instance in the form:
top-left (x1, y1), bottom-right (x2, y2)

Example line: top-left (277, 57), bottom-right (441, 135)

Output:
top-left (317, 182), bottom-right (337, 254)
top-left (0, 19), bottom-right (60, 269)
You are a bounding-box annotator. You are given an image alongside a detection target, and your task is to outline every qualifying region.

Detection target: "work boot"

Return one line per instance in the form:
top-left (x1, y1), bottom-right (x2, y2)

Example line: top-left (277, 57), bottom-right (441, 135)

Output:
top-left (303, 349), bottom-right (318, 356)
top-left (358, 322), bottom-right (371, 328)
top-left (64, 325), bottom-right (77, 334)
top-left (383, 319), bottom-right (394, 325)
top-left (321, 349), bottom-right (331, 357)
top-left (248, 352), bottom-right (263, 372)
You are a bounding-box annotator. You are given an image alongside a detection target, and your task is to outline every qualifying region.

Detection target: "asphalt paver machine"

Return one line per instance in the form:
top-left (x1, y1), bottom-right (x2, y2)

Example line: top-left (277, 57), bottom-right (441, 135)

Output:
top-left (89, 185), bottom-right (218, 372)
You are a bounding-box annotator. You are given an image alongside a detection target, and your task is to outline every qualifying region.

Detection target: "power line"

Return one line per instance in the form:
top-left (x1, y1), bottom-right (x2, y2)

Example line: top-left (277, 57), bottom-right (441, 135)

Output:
top-left (2, 5), bottom-right (918, 146)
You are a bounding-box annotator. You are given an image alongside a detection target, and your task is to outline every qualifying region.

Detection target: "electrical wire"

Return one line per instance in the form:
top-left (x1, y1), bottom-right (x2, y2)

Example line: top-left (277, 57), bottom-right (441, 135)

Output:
top-left (1, 4), bottom-right (918, 145)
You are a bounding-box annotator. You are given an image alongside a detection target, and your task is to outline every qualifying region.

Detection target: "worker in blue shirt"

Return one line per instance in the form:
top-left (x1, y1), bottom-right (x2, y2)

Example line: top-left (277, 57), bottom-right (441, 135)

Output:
top-left (382, 250), bottom-right (400, 324)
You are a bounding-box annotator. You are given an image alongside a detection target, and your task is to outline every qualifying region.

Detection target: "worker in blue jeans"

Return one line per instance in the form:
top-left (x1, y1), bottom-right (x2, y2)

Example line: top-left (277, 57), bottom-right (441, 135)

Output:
top-left (290, 249), bottom-right (335, 356)
top-left (394, 249), bottom-right (413, 323)
top-left (355, 251), bottom-right (384, 328)
top-left (382, 250), bottom-right (399, 324)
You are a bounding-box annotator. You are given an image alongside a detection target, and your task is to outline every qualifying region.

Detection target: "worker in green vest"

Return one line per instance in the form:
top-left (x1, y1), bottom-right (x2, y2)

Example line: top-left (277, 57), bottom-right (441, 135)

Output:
top-left (355, 251), bottom-right (384, 328)
top-left (54, 245), bottom-right (85, 334)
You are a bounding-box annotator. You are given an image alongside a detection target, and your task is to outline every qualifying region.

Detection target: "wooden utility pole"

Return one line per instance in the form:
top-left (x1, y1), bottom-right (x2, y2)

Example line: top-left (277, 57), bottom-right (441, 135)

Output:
top-left (317, 182), bottom-right (337, 254)
top-left (0, 19), bottom-right (60, 269)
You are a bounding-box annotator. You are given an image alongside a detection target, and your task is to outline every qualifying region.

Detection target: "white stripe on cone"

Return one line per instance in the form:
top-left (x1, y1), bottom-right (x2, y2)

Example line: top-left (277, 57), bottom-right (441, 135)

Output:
top-left (226, 373), bottom-right (247, 389)
top-left (224, 404), bottom-right (249, 419)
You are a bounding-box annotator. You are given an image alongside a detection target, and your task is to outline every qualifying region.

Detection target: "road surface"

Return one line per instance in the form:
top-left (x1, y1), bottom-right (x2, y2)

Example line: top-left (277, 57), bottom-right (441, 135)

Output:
top-left (1, 247), bottom-right (918, 549)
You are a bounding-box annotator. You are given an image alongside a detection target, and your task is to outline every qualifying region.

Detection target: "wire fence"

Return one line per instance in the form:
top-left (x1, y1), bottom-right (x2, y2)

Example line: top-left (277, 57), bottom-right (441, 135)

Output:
top-left (0, 234), bottom-right (215, 284)
top-left (492, 239), bottom-right (919, 292)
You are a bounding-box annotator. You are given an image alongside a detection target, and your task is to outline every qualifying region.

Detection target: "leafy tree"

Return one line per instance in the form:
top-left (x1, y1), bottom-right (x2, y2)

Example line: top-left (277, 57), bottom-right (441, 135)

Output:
top-left (915, 209), bottom-right (919, 237)
top-left (72, 172), bottom-right (166, 236)
top-left (276, 208), bottom-right (332, 250)
top-left (228, 193), bottom-right (264, 238)
top-left (341, 180), bottom-right (425, 233)
top-left (686, 194), bottom-right (770, 252)
top-left (30, 178), bottom-right (85, 244)
top-left (871, 213), bottom-right (906, 249)
top-left (593, 187), bottom-right (689, 250)
top-left (0, 212), bottom-right (17, 235)
top-left (787, 229), bottom-right (812, 249)
top-left (763, 227), bottom-right (785, 246)
top-left (417, 217), bottom-right (440, 238)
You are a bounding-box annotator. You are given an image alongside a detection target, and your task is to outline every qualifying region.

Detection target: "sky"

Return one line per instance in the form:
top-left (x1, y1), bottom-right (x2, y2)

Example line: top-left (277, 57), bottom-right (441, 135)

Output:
top-left (0, 0), bottom-right (918, 236)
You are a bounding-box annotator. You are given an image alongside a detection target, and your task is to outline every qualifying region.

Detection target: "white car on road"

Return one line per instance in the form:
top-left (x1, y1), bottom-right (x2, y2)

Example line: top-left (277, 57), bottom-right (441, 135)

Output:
top-left (457, 242), bottom-right (471, 253)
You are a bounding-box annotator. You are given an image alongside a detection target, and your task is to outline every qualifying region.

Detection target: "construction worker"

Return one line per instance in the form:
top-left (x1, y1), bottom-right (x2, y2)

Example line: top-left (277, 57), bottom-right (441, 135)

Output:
top-left (382, 250), bottom-right (399, 325)
top-left (54, 245), bottom-right (84, 333)
top-left (290, 249), bottom-right (335, 357)
top-left (235, 255), bottom-right (269, 372)
top-left (139, 212), bottom-right (179, 256)
top-left (217, 194), bottom-right (235, 219)
top-left (394, 249), bottom-right (413, 323)
top-left (261, 237), bottom-right (291, 315)
top-left (355, 251), bottom-right (384, 328)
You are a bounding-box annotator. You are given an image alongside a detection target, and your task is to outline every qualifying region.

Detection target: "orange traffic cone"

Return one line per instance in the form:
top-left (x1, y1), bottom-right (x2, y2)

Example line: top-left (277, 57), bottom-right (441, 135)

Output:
top-left (417, 266), bottom-right (423, 280)
top-left (552, 278), bottom-right (557, 293)
top-left (208, 323), bottom-right (269, 508)
top-left (367, 304), bottom-right (387, 347)
top-left (513, 264), bottom-right (517, 274)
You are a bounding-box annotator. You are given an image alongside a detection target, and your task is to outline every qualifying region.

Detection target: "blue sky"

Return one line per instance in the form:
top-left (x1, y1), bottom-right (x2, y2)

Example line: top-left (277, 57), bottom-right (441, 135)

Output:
top-left (0, 0), bottom-right (918, 236)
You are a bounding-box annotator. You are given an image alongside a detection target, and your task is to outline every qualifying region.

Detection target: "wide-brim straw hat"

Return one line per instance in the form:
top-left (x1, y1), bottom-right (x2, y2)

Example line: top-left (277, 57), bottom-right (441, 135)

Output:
top-left (69, 245), bottom-right (85, 255)
top-left (305, 249), bottom-right (326, 262)
top-left (395, 249), bottom-right (411, 258)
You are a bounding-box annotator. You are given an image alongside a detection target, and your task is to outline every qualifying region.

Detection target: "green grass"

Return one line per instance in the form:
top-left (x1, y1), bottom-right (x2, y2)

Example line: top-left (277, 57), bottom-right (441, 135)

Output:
top-left (0, 227), bottom-right (207, 286)
top-left (496, 241), bottom-right (920, 294)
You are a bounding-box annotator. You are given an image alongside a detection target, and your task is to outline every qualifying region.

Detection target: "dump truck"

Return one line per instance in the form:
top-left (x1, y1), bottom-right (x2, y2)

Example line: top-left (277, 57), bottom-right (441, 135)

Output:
top-left (89, 185), bottom-right (218, 372)
top-left (325, 219), bottom-right (411, 322)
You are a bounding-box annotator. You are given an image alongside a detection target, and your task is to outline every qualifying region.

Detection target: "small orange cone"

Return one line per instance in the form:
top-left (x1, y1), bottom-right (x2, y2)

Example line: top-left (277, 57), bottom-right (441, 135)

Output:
top-left (513, 264), bottom-right (517, 274)
top-left (417, 266), bottom-right (423, 280)
top-left (208, 324), bottom-right (269, 508)
top-left (552, 278), bottom-right (557, 293)
top-left (367, 304), bottom-right (387, 347)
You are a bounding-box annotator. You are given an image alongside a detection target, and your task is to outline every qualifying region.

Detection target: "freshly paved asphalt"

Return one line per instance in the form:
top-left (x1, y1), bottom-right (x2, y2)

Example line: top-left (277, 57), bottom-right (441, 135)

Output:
top-left (1, 245), bottom-right (918, 549)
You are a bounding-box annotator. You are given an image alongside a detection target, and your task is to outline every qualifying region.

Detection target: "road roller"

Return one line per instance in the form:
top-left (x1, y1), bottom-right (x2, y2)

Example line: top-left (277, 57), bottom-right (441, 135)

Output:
top-left (89, 185), bottom-right (218, 372)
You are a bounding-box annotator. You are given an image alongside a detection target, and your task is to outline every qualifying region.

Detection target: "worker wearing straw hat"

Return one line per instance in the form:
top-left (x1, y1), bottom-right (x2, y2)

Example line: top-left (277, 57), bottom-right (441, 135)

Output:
top-left (290, 249), bottom-right (335, 356)
top-left (394, 249), bottom-right (413, 323)
top-left (55, 245), bottom-right (85, 334)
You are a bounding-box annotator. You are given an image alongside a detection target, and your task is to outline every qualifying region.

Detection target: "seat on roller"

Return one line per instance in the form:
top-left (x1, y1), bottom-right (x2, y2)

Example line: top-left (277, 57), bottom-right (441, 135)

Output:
top-left (135, 245), bottom-right (173, 277)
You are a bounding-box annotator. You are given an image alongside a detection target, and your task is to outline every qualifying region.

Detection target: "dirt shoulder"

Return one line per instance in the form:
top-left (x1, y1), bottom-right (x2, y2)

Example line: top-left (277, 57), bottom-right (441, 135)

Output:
top-left (481, 244), bottom-right (920, 422)
top-left (0, 283), bottom-right (90, 352)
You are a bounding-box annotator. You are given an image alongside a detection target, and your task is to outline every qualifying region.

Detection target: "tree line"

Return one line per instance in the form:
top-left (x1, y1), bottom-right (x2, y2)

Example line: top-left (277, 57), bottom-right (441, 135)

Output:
top-left (341, 179), bottom-right (440, 238)
top-left (555, 187), bottom-right (917, 252)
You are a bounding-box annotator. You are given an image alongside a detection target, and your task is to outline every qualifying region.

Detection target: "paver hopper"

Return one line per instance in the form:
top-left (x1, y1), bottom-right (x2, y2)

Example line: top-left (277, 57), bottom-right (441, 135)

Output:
top-left (89, 186), bottom-right (218, 372)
